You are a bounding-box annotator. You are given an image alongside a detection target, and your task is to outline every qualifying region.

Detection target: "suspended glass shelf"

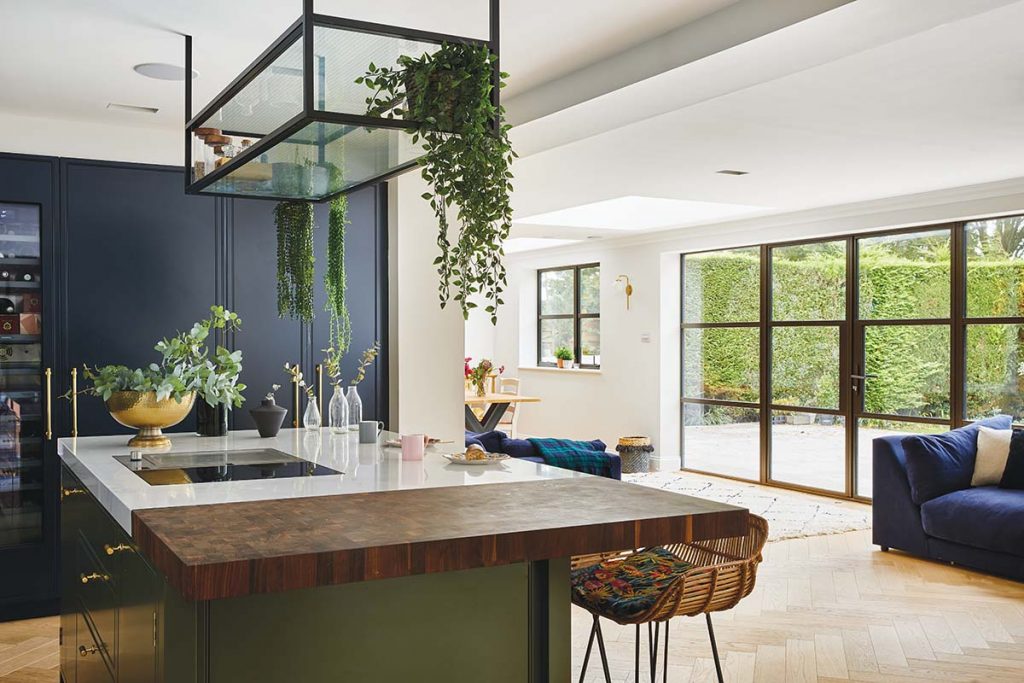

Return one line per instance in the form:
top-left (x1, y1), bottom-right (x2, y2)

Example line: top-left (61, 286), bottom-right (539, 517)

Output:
top-left (185, 4), bottom-right (496, 202)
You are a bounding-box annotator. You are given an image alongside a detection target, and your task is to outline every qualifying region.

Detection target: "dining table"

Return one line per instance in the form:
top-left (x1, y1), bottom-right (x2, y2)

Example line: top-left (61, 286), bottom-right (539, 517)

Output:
top-left (464, 391), bottom-right (541, 432)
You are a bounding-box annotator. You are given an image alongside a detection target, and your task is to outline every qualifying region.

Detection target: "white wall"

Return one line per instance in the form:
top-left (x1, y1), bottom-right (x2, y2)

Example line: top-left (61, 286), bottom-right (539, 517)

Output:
top-left (0, 110), bottom-right (180, 165)
top-left (488, 178), bottom-right (1024, 468)
top-left (388, 173), bottom-right (465, 442)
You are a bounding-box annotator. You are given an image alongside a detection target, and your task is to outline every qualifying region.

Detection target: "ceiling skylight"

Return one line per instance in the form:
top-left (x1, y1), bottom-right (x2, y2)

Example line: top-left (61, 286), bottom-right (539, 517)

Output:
top-left (514, 196), bottom-right (767, 231)
top-left (504, 238), bottom-right (580, 253)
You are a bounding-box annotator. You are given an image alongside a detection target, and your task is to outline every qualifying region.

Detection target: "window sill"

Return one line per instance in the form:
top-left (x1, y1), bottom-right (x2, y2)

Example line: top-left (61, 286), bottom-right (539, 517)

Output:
top-left (518, 366), bottom-right (602, 375)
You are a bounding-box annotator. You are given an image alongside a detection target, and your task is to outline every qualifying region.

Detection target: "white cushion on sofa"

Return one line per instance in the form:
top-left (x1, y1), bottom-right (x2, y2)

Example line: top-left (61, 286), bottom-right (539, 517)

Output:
top-left (973, 425), bottom-right (1012, 486)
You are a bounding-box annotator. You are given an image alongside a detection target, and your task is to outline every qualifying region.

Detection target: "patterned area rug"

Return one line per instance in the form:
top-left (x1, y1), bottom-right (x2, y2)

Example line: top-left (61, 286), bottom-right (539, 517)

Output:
top-left (625, 471), bottom-right (871, 542)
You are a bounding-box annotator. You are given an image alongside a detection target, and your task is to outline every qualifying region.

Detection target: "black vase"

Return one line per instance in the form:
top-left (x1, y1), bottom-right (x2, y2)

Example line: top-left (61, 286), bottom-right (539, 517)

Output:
top-left (196, 401), bottom-right (229, 437)
top-left (249, 398), bottom-right (287, 438)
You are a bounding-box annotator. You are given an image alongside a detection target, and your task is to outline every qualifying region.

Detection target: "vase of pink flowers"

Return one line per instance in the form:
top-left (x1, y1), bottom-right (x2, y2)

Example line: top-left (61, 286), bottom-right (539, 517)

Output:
top-left (465, 357), bottom-right (505, 396)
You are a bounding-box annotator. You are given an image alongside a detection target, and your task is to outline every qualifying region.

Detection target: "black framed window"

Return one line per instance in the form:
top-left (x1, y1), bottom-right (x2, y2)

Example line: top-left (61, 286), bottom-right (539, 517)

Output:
top-left (537, 263), bottom-right (600, 368)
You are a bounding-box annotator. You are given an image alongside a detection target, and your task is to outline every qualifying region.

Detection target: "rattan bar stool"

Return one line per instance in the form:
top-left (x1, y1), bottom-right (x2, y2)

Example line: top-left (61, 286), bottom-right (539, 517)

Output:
top-left (571, 515), bottom-right (768, 683)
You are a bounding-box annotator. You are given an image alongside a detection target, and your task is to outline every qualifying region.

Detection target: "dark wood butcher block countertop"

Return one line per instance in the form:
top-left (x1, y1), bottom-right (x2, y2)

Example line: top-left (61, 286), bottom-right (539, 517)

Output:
top-left (132, 477), bottom-right (748, 601)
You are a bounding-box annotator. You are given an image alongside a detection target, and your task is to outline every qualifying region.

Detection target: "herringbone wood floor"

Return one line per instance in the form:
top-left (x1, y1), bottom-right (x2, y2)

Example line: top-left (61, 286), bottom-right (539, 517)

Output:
top-left (572, 529), bottom-right (1024, 682)
top-left (2, 530), bottom-right (1022, 682)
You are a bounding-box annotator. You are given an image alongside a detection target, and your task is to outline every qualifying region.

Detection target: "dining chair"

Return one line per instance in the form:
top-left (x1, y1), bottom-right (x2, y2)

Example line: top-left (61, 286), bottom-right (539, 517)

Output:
top-left (571, 515), bottom-right (768, 683)
top-left (496, 377), bottom-right (520, 438)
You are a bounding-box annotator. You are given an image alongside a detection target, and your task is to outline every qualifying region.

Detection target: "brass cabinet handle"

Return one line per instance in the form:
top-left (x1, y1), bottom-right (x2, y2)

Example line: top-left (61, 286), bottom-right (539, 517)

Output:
top-left (104, 543), bottom-right (131, 556)
top-left (80, 572), bottom-right (109, 584)
top-left (44, 367), bottom-right (52, 440)
top-left (61, 487), bottom-right (85, 499)
top-left (292, 362), bottom-right (300, 428)
top-left (71, 367), bottom-right (78, 437)
top-left (79, 644), bottom-right (103, 657)
top-left (316, 364), bottom-right (323, 421)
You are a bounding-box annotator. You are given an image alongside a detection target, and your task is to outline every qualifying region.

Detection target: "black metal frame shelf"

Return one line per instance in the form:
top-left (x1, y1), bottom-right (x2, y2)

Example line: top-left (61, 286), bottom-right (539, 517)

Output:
top-left (184, 0), bottom-right (500, 202)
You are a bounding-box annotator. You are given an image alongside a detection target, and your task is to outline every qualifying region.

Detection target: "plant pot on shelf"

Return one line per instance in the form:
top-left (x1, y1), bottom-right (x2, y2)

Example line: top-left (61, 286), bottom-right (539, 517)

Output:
top-left (105, 391), bottom-right (196, 449)
top-left (250, 397), bottom-right (287, 438)
top-left (556, 359), bottom-right (566, 369)
top-left (196, 401), bottom-right (229, 437)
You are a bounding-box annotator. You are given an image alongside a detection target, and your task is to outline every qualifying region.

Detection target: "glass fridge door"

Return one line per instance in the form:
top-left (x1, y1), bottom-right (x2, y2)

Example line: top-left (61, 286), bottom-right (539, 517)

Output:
top-left (0, 202), bottom-right (43, 548)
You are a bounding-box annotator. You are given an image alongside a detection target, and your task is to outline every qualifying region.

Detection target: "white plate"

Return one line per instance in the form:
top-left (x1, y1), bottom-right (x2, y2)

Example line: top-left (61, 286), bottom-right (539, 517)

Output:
top-left (442, 452), bottom-right (510, 465)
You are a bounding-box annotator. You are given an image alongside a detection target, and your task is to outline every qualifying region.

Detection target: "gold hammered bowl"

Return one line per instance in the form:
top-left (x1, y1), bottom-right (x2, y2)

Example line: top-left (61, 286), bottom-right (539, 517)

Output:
top-left (106, 391), bottom-right (196, 448)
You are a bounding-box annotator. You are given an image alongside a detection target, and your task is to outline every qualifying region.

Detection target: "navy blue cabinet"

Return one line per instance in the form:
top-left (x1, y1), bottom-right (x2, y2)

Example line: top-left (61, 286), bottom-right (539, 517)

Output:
top-left (0, 153), bottom-right (388, 621)
top-left (0, 153), bottom-right (60, 621)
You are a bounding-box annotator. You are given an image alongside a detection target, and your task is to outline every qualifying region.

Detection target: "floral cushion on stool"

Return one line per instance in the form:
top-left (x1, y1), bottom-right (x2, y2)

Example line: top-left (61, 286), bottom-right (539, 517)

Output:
top-left (571, 547), bottom-right (693, 621)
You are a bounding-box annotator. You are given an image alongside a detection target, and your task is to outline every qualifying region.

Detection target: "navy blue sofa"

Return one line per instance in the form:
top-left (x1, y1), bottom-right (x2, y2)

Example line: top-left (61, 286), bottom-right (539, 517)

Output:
top-left (873, 415), bottom-right (1024, 581)
top-left (465, 430), bottom-right (622, 480)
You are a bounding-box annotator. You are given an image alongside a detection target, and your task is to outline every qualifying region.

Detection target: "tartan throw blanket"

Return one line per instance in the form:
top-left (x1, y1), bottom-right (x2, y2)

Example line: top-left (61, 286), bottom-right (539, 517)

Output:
top-left (528, 438), bottom-right (613, 478)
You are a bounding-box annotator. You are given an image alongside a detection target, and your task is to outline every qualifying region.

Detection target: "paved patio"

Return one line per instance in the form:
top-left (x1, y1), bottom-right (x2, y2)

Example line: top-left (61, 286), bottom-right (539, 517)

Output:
top-left (684, 422), bottom-right (944, 497)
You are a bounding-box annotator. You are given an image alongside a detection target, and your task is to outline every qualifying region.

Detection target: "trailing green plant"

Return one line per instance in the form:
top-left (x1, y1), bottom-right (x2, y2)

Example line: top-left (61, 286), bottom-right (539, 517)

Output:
top-left (69, 306), bottom-right (245, 407)
top-left (359, 42), bottom-right (515, 324)
top-left (275, 200), bottom-right (315, 322)
top-left (325, 194), bottom-right (352, 356)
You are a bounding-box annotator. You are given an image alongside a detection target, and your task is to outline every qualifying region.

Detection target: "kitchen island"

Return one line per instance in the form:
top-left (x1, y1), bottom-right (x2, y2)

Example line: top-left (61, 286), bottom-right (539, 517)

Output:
top-left (58, 429), bottom-right (748, 683)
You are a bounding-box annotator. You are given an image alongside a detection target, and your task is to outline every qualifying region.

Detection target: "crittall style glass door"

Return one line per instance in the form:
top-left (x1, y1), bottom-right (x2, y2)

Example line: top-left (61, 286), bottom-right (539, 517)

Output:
top-left (681, 215), bottom-right (1024, 500)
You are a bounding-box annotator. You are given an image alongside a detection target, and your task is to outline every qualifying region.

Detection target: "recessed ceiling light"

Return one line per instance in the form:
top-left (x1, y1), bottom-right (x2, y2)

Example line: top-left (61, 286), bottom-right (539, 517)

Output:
top-left (133, 63), bottom-right (199, 81)
top-left (514, 196), bottom-right (768, 231)
top-left (504, 238), bottom-right (579, 253)
top-left (716, 169), bottom-right (749, 176)
top-left (107, 103), bottom-right (159, 114)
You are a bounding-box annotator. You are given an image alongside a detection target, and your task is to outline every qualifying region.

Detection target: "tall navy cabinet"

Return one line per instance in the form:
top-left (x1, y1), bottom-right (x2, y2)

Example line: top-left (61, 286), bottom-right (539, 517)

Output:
top-left (0, 154), bottom-right (60, 620)
top-left (0, 152), bottom-right (388, 621)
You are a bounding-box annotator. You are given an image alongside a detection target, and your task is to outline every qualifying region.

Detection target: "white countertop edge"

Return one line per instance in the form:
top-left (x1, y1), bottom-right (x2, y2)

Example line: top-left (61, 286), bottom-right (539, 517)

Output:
top-left (58, 428), bottom-right (585, 534)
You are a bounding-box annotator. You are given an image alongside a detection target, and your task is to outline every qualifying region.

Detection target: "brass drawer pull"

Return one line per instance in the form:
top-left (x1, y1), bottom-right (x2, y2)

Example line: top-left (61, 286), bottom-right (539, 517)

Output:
top-left (44, 367), bottom-right (52, 440)
top-left (79, 644), bottom-right (103, 657)
top-left (104, 543), bottom-right (132, 556)
top-left (71, 367), bottom-right (78, 437)
top-left (80, 572), bottom-right (109, 584)
top-left (61, 487), bottom-right (85, 499)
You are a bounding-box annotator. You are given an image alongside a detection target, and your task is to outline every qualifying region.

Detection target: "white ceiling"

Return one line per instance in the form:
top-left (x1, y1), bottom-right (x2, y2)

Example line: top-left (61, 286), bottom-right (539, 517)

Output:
top-left (3, 0), bottom-right (1024, 250)
top-left (507, 0), bottom-right (1024, 242)
top-left (0, 0), bottom-right (738, 130)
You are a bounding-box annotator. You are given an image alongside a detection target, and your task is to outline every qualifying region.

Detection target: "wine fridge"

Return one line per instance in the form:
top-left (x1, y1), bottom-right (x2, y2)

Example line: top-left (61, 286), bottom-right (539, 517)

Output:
top-left (0, 154), bottom-right (58, 621)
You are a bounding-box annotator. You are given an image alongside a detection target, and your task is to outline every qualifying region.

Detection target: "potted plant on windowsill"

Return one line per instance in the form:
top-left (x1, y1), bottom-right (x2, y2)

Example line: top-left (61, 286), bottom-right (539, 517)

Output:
top-left (554, 346), bottom-right (573, 369)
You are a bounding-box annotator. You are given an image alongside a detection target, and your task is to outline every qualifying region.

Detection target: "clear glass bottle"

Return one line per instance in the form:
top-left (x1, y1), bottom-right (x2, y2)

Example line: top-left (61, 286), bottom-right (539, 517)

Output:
top-left (329, 384), bottom-right (349, 435)
top-left (346, 385), bottom-right (362, 431)
top-left (303, 395), bottom-right (321, 431)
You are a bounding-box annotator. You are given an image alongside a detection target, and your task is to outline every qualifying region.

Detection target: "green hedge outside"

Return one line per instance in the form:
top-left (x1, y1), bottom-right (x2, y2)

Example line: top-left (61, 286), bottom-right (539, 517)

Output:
top-left (683, 253), bottom-right (1024, 419)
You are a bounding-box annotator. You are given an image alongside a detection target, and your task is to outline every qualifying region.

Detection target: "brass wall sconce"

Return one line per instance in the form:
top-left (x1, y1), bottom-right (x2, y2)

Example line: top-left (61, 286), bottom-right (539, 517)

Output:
top-left (615, 274), bottom-right (634, 310)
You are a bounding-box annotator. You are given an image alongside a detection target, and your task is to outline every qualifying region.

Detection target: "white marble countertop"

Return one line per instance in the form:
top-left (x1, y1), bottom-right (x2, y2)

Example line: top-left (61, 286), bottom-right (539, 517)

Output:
top-left (58, 428), bottom-right (582, 533)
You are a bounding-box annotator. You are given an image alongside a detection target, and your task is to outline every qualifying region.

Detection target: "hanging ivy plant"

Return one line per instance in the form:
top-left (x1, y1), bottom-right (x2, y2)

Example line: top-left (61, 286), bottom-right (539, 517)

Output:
top-left (275, 200), bottom-right (315, 322)
top-left (359, 42), bottom-right (515, 324)
top-left (325, 194), bottom-right (351, 356)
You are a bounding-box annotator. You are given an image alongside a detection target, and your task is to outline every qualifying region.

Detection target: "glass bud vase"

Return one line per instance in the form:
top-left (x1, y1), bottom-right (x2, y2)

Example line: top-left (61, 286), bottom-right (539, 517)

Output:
top-left (303, 395), bottom-right (321, 431)
top-left (346, 385), bottom-right (362, 431)
top-left (329, 385), bottom-right (349, 434)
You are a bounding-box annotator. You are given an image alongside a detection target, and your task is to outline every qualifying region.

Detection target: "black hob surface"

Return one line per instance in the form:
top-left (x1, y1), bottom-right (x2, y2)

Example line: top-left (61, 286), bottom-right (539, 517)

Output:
top-left (113, 448), bottom-right (341, 486)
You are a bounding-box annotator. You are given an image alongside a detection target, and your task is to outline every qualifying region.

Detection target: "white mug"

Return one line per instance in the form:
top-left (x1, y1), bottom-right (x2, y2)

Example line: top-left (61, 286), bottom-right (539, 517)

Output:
top-left (401, 433), bottom-right (425, 461)
top-left (359, 420), bottom-right (384, 444)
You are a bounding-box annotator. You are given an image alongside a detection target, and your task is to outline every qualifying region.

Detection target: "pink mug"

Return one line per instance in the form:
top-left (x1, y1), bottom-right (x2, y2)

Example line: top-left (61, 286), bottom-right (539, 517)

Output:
top-left (401, 433), bottom-right (425, 461)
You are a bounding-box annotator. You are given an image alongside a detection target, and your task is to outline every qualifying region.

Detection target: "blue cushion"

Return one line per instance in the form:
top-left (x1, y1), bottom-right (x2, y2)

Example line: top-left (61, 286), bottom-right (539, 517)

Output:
top-left (500, 437), bottom-right (538, 459)
top-left (466, 430), bottom-right (506, 453)
top-left (921, 486), bottom-right (1024, 556)
top-left (1000, 429), bottom-right (1024, 490)
top-left (464, 432), bottom-right (484, 449)
top-left (902, 415), bottom-right (1011, 505)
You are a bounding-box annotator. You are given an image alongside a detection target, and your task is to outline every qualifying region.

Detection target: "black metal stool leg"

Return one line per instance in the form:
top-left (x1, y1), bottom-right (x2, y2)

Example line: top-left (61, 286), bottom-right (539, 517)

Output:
top-left (594, 616), bottom-right (612, 683)
top-left (649, 621), bottom-right (660, 683)
top-left (706, 613), bottom-right (724, 683)
top-left (635, 624), bottom-right (640, 683)
top-left (663, 619), bottom-right (670, 683)
top-left (578, 615), bottom-right (597, 683)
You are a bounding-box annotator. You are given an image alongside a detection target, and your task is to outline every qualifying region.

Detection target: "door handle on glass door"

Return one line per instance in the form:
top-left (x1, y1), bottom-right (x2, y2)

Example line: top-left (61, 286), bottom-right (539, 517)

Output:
top-left (850, 373), bottom-right (877, 391)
